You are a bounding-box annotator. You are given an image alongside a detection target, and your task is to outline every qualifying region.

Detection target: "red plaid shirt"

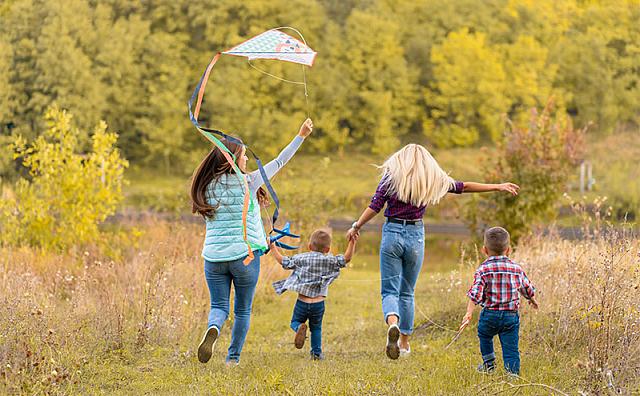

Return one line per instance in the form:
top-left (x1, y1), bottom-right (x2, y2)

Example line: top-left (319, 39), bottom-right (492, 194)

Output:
top-left (467, 256), bottom-right (535, 311)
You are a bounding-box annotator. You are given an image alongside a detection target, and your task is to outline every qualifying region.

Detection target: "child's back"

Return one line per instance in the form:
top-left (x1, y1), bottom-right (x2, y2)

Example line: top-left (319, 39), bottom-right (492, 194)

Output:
top-left (462, 227), bottom-right (537, 375)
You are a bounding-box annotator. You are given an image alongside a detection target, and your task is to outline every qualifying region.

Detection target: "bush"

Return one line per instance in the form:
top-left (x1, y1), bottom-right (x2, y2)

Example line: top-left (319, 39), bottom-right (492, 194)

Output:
top-left (0, 108), bottom-right (128, 249)
top-left (465, 101), bottom-right (586, 242)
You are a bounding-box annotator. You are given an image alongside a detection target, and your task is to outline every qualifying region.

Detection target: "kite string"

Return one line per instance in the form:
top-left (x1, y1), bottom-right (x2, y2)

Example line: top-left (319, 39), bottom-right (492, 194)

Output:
top-left (246, 25), bottom-right (313, 119)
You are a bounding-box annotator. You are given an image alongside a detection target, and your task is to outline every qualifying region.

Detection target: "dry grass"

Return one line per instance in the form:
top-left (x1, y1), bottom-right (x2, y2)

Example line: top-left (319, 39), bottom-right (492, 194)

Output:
top-left (1, 217), bottom-right (638, 394)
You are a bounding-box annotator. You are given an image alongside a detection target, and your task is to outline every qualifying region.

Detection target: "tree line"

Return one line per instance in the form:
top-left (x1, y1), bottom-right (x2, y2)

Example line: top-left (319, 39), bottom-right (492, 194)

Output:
top-left (0, 0), bottom-right (638, 174)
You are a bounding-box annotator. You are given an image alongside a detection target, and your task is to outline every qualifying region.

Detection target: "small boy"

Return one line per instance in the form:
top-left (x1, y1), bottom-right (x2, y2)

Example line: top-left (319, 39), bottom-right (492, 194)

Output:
top-left (270, 229), bottom-right (357, 360)
top-left (461, 226), bottom-right (538, 375)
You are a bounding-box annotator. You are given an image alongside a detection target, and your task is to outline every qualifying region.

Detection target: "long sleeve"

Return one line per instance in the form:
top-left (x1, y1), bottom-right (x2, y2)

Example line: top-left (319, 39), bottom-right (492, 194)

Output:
top-left (519, 270), bottom-right (536, 300)
top-left (248, 135), bottom-right (304, 193)
top-left (369, 178), bottom-right (390, 213)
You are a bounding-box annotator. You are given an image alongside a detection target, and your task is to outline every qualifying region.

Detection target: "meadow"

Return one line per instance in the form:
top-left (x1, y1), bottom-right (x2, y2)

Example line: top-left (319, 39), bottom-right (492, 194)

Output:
top-left (1, 215), bottom-right (638, 395)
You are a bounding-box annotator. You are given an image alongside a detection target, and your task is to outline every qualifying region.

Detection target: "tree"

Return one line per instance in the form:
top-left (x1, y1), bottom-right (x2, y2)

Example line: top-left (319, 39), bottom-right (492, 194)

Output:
top-left (552, 1), bottom-right (640, 132)
top-left (428, 28), bottom-right (510, 146)
top-left (464, 101), bottom-right (586, 242)
top-left (0, 108), bottom-right (128, 249)
top-left (341, 9), bottom-right (419, 155)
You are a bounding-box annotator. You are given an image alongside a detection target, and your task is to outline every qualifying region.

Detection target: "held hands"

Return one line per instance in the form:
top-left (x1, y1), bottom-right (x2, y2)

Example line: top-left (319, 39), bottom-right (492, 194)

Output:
top-left (298, 118), bottom-right (314, 138)
top-left (528, 297), bottom-right (539, 309)
top-left (497, 182), bottom-right (520, 196)
top-left (346, 227), bottom-right (360, 242)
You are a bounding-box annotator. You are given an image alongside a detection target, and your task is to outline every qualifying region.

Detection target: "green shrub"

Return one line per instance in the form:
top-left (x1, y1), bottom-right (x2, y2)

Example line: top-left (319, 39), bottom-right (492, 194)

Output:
top-left (0, 108), bottom-right (128, 249)
top-left (465, 101), bottom-right (586, 242)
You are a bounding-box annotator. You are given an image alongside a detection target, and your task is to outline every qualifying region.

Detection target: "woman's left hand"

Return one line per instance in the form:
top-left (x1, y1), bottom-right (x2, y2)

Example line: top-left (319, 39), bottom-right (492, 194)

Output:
top-left (497, 182), bottom-right (520, 196)
top-left (298, 118), bottom-right (314, 138)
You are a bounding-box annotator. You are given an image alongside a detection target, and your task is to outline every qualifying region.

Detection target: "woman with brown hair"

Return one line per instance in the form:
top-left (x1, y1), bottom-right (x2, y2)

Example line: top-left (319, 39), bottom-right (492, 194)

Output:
top-left (191, 118), bottom-right (313, 365)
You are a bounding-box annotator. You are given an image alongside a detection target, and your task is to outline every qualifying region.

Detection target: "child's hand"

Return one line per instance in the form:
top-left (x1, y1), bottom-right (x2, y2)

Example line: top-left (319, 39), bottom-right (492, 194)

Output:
top-left (528, 297), bottom-right (539, 310)
top-left (459, 312), bottom-right (472, 331)
top-left (349, 231), bottom-right (360, 242)
top-left (298, 118), bottom-right (314, 137)
top-left (497, 182), bottom-right (520, 196)
top-left (346, 227), bottom-right (359, 241)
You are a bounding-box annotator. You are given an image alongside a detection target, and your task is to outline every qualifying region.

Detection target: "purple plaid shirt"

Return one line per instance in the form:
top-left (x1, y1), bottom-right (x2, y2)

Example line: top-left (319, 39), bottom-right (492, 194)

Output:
top-left (368, 178), bottom-right (464, 220)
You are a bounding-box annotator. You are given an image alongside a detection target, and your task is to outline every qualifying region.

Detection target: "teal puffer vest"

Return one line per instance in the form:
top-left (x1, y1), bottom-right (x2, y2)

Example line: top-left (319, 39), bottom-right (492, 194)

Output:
top-left (202, 173), bottom-right (267, 262)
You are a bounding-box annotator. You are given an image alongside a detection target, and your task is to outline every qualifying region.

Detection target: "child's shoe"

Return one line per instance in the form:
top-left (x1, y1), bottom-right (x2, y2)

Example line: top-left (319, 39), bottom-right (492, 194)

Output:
top-left (294, 323), bottom-right (307, 349)
top-left (386, 324), bottom-right (400, 360)
top-left (310, 352), bottom-right (325, 361)
top-left (197, 325), bottom-right (219, 363)
top-left (477, 361), bottom-right (496, 373)
top-left (399, 345), bottom-right (411, 358)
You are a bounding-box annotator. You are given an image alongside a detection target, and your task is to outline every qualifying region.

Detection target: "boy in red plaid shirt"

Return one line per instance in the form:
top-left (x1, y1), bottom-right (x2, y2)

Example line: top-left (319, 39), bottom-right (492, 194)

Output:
top-left (460, 227), bottom-right (538, 374)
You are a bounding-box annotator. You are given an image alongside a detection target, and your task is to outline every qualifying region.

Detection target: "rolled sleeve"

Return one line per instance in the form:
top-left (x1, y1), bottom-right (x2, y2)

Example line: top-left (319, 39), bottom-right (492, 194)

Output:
top-left (334, 254), bottom-right (347, 269)
top-left (448, 180), bottom-right (464, 194)
top-left (369, 179), bottom-right (390, 213)
top-left (281, 256), bottom-right (297, 270)
top-left (466, 270), bottom-right (485, 305)
top-left (519, 270), bottom-right (536, 300)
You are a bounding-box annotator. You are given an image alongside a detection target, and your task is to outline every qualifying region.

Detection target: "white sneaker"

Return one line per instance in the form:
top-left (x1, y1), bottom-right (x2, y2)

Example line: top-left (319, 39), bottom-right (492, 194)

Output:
top-left (399, 345), bottom-right (411, 358)
top-left (386, 324), bottom-right (400, 360)
top-left (197, 326), bottom-right (219, 363)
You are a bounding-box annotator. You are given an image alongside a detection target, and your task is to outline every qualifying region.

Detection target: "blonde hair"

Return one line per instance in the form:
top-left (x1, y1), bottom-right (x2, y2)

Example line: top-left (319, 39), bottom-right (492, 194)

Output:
top-left (379, 144), bottom-right (455, 207)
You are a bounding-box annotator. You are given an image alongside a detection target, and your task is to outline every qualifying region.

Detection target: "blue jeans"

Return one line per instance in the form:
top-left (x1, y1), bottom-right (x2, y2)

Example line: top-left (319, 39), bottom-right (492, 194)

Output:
top-left (478, 309), bottom-right (520, 374)
top-left (379, 221), bottom-right (425, 335)
top-left (204, 255), bottom-right (260, 363)
top-left (290, 300), bottom-right (325, 356)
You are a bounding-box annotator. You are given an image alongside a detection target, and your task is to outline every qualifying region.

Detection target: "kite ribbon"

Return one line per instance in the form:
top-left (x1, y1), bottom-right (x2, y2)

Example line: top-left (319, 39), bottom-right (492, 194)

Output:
top-left (188, 52), bottom-right (285, 265)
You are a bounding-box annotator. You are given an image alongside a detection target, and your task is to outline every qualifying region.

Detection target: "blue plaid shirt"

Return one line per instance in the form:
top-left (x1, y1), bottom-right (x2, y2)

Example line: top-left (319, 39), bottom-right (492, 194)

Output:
top-left (272, 251), bottom-right (347, 298)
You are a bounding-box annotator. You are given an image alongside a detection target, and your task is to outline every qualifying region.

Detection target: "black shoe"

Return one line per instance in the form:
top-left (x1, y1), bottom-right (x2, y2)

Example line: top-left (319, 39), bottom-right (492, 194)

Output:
top-left (477, 362), bottom-right (496, 373)
top-left (311, 352), bottom-right (325, 361)
top-left (197, 326), bottom-right (219, 363)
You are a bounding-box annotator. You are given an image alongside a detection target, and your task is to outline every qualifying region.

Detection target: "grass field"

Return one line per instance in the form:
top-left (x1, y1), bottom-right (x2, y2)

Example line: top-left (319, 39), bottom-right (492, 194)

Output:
top-left (2, 219), bottom-right (638, 395)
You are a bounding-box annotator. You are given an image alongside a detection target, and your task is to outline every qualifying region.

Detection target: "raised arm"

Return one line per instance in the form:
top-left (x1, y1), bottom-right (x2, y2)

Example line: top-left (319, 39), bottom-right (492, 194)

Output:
top-left (248, 118), bottom-right (313, 193)
top-left (461, 182), bottom-right (520, 195)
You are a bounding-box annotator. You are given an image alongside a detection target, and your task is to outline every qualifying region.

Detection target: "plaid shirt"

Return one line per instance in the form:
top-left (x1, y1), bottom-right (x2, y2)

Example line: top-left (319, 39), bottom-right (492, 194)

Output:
top-left (467, 256), bottom-right (536, 311)
top-left (272, 251), bottom-right (347, 298)
top-left (369, 178), bottom-right (464, 220)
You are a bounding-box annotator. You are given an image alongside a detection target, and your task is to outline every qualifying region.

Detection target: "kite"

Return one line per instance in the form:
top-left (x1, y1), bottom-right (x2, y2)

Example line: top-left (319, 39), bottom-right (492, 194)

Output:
top-left (188, 27), bottom-right (316, 264)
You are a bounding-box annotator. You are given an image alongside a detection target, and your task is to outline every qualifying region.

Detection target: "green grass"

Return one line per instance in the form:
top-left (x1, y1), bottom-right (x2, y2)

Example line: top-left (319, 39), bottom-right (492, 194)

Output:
top-left (70, 262), bottom-right (579, 395)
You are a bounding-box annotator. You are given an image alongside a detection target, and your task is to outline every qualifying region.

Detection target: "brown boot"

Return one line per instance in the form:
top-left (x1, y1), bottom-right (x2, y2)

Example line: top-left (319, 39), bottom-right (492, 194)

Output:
top-left (294, 323), bottom-right (307, 349)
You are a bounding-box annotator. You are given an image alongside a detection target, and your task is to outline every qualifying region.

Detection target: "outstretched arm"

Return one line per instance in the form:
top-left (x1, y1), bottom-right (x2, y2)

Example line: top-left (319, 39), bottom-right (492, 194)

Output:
top-left (343, 235), bottom-right (358, 263)
top-left (461, 182), bottom-right (519, 195)
top-left (248, 118), bottom-right (313, 193)
top-left (269, 243), bottom-right (285, 265)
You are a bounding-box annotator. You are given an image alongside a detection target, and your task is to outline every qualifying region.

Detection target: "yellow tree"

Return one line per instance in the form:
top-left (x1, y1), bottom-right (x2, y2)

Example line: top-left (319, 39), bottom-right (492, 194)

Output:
top-left (1, 109), bottom-right (128, 249)
top-left (429, 28), bottom-right (510, 146)
top-left (342, 9), bottom-right (419, 155)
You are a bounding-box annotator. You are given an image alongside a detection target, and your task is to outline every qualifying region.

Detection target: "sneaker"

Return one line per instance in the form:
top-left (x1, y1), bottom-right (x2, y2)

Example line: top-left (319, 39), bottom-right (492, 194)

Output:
top-left (197, 326), bottom-right (219, 363)
top-left (311, 352), bottom-right (325, 361)
top-left (294, 323), bottom-right (307, 349)
top-left (386, 324), bottom-right (400, 360)
top-left (477, 362), bottom-right (496, 373)
top-left (225, 359), bottom-right (240, 368)
top-left (399, 345), bottom-right (411, 358)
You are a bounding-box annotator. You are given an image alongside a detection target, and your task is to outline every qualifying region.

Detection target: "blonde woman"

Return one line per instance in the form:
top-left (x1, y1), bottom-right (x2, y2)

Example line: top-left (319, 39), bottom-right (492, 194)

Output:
top-left (346, 144), bottom-right (519, 360)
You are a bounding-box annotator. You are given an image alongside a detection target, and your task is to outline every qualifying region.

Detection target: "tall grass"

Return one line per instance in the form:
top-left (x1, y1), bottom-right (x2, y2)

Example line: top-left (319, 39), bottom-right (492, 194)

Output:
top-left (1, 216), bottom-right (638, 394)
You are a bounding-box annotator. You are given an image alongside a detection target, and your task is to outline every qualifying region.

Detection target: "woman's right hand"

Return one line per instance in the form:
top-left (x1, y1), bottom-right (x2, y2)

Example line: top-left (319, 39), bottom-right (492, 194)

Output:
top-left (346, 227), bottom-right (360, 241)
top-left (497, 182), bottom-right (520, 196)
top-left (298, 118), bottom-right (314, 138)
